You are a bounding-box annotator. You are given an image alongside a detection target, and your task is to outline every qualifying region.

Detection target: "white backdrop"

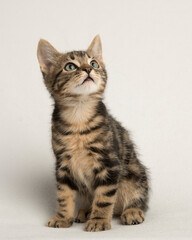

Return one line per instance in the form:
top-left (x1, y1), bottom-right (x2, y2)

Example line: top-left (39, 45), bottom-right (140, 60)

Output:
top-left (0, 0), bottom-right (192, 239)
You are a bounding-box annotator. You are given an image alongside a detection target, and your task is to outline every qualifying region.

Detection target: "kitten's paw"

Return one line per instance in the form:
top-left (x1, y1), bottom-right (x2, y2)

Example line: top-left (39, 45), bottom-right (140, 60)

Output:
top-left (47, 216), bottom-right (73, 228)
top-left (75, 209), bottom-right (87, 223)
top-left (85, 219), bottom-right (111, 232)
top-left (121, 208), bottom-right (145, 225)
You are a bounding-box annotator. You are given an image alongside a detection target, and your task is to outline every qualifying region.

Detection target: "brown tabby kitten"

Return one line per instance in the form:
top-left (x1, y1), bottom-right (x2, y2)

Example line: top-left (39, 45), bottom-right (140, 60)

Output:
top-left (37, 35), bottom-right (149, 232)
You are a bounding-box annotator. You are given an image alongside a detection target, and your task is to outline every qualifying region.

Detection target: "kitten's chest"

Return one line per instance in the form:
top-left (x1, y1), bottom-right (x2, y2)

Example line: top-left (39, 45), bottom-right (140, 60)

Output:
top-left (70, 153), bottom-right (93, 192)
top-left (65, 134), bottom-right (97, 191)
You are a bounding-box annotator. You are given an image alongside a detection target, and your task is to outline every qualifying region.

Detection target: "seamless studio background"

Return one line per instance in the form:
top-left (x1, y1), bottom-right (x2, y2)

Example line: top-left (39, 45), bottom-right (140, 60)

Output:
top-left (0, 0), bottom-right (192, 239)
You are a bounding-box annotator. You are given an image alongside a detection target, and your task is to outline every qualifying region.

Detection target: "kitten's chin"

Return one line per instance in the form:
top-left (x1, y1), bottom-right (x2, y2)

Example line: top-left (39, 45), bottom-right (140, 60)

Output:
top-left (71, 80), bottom-right (99, 95)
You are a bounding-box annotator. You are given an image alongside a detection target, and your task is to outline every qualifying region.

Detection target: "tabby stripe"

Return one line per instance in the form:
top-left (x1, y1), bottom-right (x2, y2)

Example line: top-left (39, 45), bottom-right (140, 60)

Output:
top-left (52, 106), bottom-right (71, 126)
top-left (65, 154), bottom-right (71, 160)
top-left (57, 175), bottom-right (78, 191)
top-left (97, 157), bottom-right (119, 168)
top-left (52, 136), bottom-right (64, 146)
top-left (57, 198), bottom-right (66, 203)
top-left (87, 101), bottom-right (106, 123)
top-left (93, 166), bottom-right (105, 175)
top-left (88, 137), bottom-right (102, 145)
top-left (85, 210), bottom-right (91, 218)
top-left (89, 148), bottom-right (119, 168)
top-left (60, 166), bottom-right (70, 174)
top-left (88, 112), bottom-right (99, 123)
top-left (94, 176), bottom-right (117, 188)
top-left (55, 147), bottom-right (66, 156)
top-left (56, 184), bottom-right (62, 190)
top-left (77, 51), bottom-right (84, 57)
top-left (103, 188), bottom-right (117, 197)
top-left (112, 130), bottom-right (120, 154)
top-left (59, 78), bottom-right (71, 89)
top-left (52, 70), bottom-right (63, 90)
top-left (125, 197), bottom-right (148, 211)
top-left (56, 162), bottom-right (61, 171)
top-left (94, 169), bottom-right (119, 188)
top-left (55, 124), bottom-right (73, 136)
top-left (96, 101), bottom-right (107, 116)
top-left (116, 124), bottom-right (124, 147)
top-left (96, 202), bottom-right (112, 208)
top-left (89, 147), bottom-right (108, 156)
top-left (125, 170), bottom-right (140, 181)
top-left (59, 204), bottom-right (67, 207)
top-left (91, 217), bottom-right (104, 220)
top-left (86, 53), bottom-right (91, 58)
top-left (70, 53), bottom-right (75, 60)
top-left (52, 105), bottom-right (60, 122)
top-left (57, 212), bottom-right (65, 218)
top-left (80, 122), bottom-right (103, 135)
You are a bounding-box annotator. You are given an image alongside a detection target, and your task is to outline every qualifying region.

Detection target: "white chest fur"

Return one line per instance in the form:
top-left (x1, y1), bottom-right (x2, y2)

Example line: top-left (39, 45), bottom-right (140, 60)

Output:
top-left (60, 97), bottom-right (98, 124)
top-left (69, 149), bottom-right (94, 192)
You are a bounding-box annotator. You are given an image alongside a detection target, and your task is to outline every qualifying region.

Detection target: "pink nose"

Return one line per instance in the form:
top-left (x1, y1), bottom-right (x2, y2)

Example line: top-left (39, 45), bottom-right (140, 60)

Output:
top-left (82, 67), bottom-right (91, 74)
top-left (81, 64), bottom-right (92, 74)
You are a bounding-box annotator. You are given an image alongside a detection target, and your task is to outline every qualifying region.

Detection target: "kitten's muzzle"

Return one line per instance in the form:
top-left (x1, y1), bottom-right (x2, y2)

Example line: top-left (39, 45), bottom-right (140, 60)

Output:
top-left (81, 76), bottom-right (94, 85)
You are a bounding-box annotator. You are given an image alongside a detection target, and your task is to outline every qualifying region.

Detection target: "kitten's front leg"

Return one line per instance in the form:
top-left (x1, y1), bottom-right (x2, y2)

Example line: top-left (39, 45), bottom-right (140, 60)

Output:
top-left (85, 168), bottom-right (119, 232)
top-left (47, 178), bottom-right (77, 228)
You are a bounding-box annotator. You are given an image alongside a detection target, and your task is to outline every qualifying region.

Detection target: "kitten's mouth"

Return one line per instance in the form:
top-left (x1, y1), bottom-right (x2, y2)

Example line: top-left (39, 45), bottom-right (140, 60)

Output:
top-left (81, 77), bottom-right (94, 85)
top-left (75, 76), bottom-right (95, 88)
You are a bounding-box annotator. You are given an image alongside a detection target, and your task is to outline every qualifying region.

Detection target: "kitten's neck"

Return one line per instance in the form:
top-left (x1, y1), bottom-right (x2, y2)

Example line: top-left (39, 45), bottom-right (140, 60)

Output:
top-left (55, 95), bottom-right (101, 125)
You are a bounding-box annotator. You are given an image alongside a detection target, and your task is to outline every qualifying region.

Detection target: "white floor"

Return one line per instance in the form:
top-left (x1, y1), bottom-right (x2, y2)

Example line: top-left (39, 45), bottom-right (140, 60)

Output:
top-left (1, 205), bottom-right (191, 240)
top-left (1, 169), bottom-right (191, 240)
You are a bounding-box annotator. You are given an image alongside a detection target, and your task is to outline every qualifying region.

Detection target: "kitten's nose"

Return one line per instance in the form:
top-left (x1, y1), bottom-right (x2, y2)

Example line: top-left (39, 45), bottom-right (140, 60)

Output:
top-left (82, 65), bottom-right (92, 74)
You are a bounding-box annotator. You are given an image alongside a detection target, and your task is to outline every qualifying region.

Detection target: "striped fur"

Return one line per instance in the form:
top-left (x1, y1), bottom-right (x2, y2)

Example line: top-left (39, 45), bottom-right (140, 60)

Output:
top-left (37, 35), bottom-right (149, 232)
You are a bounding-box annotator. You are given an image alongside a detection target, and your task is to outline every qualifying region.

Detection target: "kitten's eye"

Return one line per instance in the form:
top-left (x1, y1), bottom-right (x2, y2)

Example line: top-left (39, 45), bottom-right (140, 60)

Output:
top-left (90, 60), bottom-right (99, 69)
top-left (64, 63), bottom-right (77, 71)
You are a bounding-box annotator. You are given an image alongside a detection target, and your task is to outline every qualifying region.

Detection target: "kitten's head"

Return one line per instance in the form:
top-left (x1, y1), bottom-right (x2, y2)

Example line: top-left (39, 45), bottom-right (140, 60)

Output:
top-left (37, 35), bottom-right (107, 101)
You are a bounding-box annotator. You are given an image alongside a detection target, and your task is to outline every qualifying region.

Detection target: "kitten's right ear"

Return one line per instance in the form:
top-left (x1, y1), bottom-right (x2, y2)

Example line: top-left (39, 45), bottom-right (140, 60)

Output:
top-left (87, 35), bottom-right (103, 61)
top-left (37, 39), bottom-right (60, 74)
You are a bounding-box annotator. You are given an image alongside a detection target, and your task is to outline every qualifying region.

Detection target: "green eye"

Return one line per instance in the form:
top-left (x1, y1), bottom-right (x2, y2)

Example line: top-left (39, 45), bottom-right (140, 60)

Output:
top-left (90, 60), bottom-right (99, 69)
top-left (64, 63), bottom-right (77, 71)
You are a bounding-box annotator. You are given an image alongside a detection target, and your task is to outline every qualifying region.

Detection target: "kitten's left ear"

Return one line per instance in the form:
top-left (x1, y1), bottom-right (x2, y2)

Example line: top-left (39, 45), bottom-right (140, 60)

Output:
top-left (87, 35), bottom-right (103, 61)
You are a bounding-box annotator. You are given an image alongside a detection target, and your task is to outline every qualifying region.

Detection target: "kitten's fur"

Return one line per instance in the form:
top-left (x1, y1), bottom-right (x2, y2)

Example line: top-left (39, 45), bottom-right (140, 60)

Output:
top-left (37, 35), bottom-right (149, 232)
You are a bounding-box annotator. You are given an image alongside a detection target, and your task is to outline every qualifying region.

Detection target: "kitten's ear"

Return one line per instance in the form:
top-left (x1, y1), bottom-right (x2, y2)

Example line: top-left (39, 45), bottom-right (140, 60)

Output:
top-left (87, 35), bottom-right (103, 61)
top-left (37, 39), bottom-right (60, 74)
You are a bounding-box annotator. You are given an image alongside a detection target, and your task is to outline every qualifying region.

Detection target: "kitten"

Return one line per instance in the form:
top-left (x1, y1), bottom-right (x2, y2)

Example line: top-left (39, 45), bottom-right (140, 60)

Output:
top-left (37, 35), bottom-right (149, 232)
